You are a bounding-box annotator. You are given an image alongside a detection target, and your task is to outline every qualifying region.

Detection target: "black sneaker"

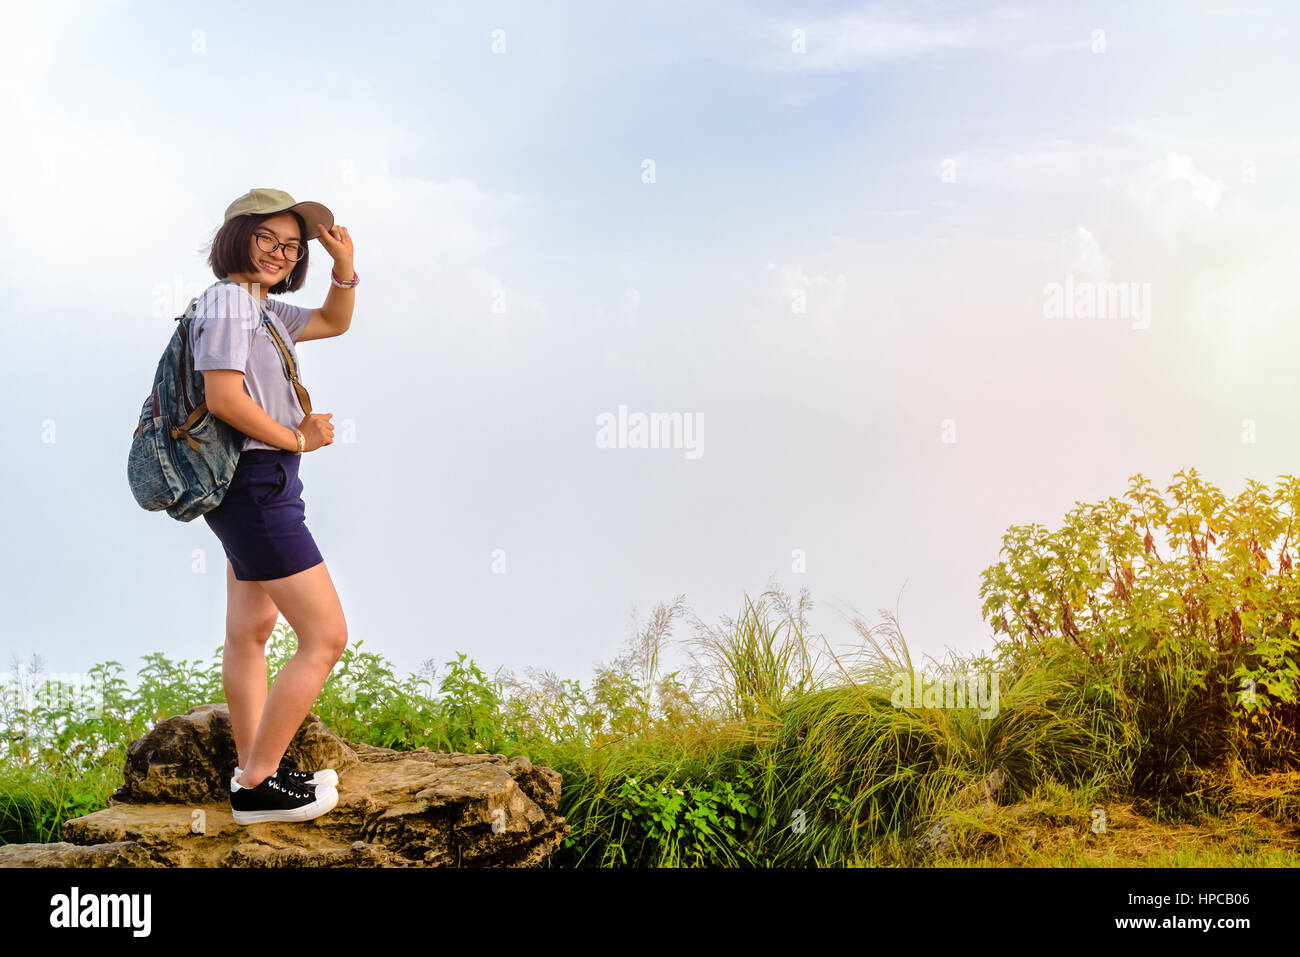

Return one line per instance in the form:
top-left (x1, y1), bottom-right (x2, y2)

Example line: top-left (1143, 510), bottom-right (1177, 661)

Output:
top-left (230, 770), bottom-right (338, 825)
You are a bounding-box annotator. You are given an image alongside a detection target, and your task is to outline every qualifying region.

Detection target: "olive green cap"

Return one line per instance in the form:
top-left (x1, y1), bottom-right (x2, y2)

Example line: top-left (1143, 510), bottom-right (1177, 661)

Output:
top-left (223, 187), bottom-right (334, 241)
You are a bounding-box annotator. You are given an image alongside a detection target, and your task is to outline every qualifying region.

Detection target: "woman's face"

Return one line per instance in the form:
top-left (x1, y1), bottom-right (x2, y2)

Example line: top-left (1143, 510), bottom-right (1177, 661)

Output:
top-left (244, 213), bottom-right (302, 289)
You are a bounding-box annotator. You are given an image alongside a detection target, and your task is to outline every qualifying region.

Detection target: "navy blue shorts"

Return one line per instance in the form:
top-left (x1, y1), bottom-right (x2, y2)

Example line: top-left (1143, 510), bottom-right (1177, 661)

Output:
top-left (203, 449), bottom-right (324, 582)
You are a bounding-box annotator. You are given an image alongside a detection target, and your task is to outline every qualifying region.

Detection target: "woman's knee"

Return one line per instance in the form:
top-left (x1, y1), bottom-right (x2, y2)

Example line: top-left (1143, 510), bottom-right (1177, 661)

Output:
top-left (228, 609), bottom-right (279, 646)
top-left (302, 621), bottom-right (348, 662)
top-left (327, 624), bottom-right (349, 661)
top-left (225, 571), bottom-right (280, 645)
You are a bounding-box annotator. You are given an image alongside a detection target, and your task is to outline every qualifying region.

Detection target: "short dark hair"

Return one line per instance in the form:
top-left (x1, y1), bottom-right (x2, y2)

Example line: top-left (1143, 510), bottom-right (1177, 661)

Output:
top-left (205, 210), bottom-right (309, 294)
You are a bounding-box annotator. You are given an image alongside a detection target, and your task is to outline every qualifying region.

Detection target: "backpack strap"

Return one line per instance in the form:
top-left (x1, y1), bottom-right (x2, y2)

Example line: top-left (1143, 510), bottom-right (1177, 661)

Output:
top-left (209, 280), bottom-right (313, 414)
top-left (261, 314), bottom-right (313, 414)
top-left (171, 404), bottom-right (209, 453)
top-left (171, 297), bottom-right (207, 452)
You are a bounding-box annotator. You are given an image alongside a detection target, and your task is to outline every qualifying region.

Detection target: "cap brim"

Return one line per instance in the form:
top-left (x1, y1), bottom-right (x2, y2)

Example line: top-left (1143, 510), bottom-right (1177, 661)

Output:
top-left (287, 201), bottom-right (335, 241)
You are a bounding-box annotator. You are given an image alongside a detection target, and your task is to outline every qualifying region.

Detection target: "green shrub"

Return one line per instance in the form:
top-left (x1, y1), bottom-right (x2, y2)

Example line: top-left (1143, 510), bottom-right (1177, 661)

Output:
top-left (979, 468), bottom-right (1300, 790)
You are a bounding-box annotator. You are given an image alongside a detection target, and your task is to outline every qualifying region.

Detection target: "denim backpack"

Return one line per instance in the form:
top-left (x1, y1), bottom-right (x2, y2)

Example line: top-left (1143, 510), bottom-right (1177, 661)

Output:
top-left (127, 280), bottom-right (310, 522)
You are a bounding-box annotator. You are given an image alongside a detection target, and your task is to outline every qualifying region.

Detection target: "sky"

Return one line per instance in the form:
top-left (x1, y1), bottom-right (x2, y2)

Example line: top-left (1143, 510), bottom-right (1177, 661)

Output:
top-left (2, 0), bottom-right (1300, 703)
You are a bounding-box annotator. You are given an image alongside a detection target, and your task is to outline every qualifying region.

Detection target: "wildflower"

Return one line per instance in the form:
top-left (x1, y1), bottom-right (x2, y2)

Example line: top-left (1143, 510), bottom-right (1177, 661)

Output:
top-left (675, 788), bottom-right (684, 795)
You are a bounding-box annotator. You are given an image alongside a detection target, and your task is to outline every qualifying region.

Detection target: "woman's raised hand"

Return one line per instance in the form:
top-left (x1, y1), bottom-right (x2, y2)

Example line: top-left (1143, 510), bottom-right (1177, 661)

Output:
top-left (316, 223), bottom-right (354, 273)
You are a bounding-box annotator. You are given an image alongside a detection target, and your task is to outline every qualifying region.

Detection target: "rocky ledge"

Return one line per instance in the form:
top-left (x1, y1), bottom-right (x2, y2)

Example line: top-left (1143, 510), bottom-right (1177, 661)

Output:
top-left (0, 703), bottom-right (570, 868)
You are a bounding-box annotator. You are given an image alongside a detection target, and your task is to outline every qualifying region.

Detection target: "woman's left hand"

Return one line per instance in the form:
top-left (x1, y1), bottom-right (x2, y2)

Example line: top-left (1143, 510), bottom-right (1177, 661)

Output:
top-left (316, 223), bottom-right (355, 273)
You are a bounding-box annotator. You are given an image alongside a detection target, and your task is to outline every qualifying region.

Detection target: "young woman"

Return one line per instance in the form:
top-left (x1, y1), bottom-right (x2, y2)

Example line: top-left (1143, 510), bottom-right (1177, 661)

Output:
top-left (191, 187), bottom-right (359, 824)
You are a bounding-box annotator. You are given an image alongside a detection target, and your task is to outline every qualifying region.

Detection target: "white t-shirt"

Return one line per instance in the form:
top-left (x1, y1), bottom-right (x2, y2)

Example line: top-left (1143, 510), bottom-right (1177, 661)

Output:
top-left (189, 281), bottom-right (313, 452)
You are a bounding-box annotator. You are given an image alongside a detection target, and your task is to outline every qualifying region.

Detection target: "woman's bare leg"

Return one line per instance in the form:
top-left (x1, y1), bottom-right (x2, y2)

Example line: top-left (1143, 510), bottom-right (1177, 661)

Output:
top-left (236, 560), bottom-right (347, 788)
top-left (222, 559), bottom-right (280, 771)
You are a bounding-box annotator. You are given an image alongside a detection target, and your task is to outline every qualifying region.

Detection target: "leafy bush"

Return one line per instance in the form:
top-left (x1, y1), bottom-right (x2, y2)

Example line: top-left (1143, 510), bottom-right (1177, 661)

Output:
top-left (979, 468), bottom-right (1300, 788)
top-left (555, 765), bottom-right (763, 868)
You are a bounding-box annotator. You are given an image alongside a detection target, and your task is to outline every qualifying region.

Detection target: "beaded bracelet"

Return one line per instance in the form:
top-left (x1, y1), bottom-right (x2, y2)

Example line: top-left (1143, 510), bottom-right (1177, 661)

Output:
top-left (331, 267), bottom-right (359, 289)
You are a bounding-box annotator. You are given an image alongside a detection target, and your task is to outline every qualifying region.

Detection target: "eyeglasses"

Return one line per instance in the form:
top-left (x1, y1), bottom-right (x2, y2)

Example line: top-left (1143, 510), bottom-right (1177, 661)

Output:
top-left (253, 230), bottom-right (305, 262)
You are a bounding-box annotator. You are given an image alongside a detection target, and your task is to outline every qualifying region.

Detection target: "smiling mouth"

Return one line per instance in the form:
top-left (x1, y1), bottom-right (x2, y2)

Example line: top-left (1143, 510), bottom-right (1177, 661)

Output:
top-left (260, 261), bottom-right (283, 274)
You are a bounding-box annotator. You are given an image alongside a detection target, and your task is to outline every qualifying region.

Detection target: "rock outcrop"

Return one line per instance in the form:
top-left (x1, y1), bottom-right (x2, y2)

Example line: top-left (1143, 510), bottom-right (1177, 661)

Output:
top-left (0, 703), bottom-right (570, 868)
top-left (913, 768), bottom-right (1010, 857)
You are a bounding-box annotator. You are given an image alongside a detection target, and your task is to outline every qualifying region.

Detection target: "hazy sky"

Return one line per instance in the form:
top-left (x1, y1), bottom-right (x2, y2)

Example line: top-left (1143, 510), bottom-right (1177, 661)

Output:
top-left (3, 0), bottom-right (1299, 700)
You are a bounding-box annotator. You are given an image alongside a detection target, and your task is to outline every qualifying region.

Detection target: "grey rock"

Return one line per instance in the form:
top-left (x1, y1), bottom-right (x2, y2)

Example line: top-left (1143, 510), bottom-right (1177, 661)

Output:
top-left (912, 768), bottom-right (1010, 859)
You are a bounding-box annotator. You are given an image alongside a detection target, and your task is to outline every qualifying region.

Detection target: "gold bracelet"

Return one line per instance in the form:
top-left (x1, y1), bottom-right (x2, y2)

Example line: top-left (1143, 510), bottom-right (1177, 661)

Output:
top-left (293, 428), bottom-right (305, 454)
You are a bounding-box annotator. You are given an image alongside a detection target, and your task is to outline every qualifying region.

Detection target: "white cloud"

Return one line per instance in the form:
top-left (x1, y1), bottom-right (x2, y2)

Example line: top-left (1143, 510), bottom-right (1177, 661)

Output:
top-left (1069, 152), bottom-right (1297, 371)
top-left (755, 7), bottom-right (989, 72)
top-left (1125, 152), bottom-right (1225, 211)
top-left (935, 140), bottom-right (1146, 193)
top-left (1062, 226), bottom-right (1112, 280)
top-left (750, 3), bottom-right (1105, 72)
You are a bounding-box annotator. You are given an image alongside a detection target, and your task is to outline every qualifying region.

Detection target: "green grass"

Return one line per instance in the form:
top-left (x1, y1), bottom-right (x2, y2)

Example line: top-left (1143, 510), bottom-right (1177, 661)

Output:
top-left (1, 572), bottom-right (1296, 866)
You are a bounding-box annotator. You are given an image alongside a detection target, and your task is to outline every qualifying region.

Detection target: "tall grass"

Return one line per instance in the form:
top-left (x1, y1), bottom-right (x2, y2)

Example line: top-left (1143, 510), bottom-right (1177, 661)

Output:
top-left (688, 603), bottom-right (1142, 866)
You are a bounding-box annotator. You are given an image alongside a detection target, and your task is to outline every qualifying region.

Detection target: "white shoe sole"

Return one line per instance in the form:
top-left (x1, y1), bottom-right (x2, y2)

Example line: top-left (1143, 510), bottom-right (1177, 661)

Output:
top-left (232, 767), bottom-right (340, 789)
top-left (231, 784), bottom-right (339, 825)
